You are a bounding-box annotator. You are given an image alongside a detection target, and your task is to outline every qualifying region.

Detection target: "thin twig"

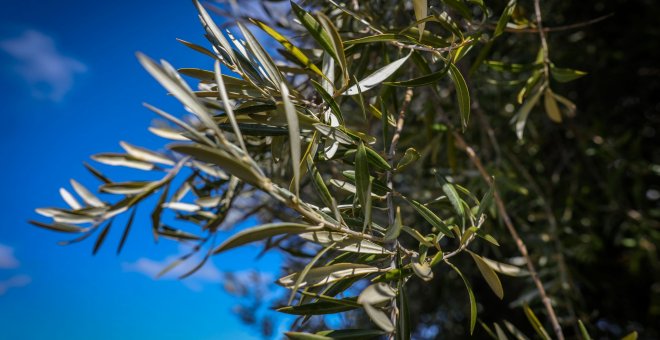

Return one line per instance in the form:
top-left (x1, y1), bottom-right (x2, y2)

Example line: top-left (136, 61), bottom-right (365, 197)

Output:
top-left (534, 0), bottom-right (551, 80)
top-left (452, 131), bottom-right (565, 340)
top-left (385, 87), bottom-right (413, 338)
top-left (484, 13), bottom-right (614, 34)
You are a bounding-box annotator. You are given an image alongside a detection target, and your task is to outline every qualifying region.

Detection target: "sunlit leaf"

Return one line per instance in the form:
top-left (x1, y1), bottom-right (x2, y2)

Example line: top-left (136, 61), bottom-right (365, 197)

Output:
top-left (280, 83), bottom-right (301, 196)
top-left (120, 141), bottom-right (174, 166)
top-left (278, 263), bottom-right (380, 289)
top-left (550, 66), bottom-right (587, 83)
top-left (523, 304), bottom-right (551, 340)
top-left (344, 54), bottom-right (411, 96)
top-left (448, 63), bottom-right (470, 129)
top-left (412, 0), bottom-right (428, 39)
top-left (494, 0), bottom-right (517, 38)
top-left (469, 251), bottom-right (504, 299)
top-left (404, 198), bottom-right (453, 237)
top-left (213, 223), bottom-right (315, 254)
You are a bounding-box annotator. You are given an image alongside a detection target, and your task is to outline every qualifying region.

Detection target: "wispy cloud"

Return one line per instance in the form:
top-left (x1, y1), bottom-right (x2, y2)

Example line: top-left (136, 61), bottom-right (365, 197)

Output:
top-left (0, 30), bottom-right (87, 101)
top-left (0, 243), bottom-right (19, 269)
top-left (0, 243), bottom-right (31, 296)
top-left (0, 275), bottom-right (31, 296)
top-left (122, 245), bottom-right (222, 292)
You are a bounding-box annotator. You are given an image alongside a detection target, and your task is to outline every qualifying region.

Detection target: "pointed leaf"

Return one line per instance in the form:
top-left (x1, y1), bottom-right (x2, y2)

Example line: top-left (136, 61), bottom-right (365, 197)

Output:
top-left (213, 223), bottom-right (315, 254)
top-left (448, 63), bottom-right (470, 129)
top-left (344, 54), bottom-right (411, 96)
top-left (280, 83), bottom-right (301, 196)
top-left (278, 263), bottom-right (380, 289)
top-left (523, 304), bottom-right (551, 340)
top-left (469, 251), bottom-right (504, 299)
top-left (59, 188), bottom-right (82, 210)
top-left (404, 198), bottom-right (453, 237)
top-left (543, 88), bottom-right (562, 123)
top-left (448, 262), bottom-right (477, 334)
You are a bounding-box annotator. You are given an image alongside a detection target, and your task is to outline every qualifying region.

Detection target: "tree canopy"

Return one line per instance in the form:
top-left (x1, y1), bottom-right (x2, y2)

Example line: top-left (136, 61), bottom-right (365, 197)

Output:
top-left (31, 0), bottom-right (658, 339)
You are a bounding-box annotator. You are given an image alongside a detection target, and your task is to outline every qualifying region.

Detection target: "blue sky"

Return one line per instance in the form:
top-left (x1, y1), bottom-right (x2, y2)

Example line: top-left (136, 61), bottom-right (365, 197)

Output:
top-left (0, 1), bottom-right (290, 338)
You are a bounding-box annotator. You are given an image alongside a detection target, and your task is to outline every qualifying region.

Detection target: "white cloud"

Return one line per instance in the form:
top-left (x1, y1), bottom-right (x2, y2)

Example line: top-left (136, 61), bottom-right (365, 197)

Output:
top-left (0, 30), bottom-right (87, 101)
top-left (122, 245), bottom-right (223, 292)
top-left (0, 243), bottom-right (19, 269)
top-left (0, 275), bottom-right (31, 296)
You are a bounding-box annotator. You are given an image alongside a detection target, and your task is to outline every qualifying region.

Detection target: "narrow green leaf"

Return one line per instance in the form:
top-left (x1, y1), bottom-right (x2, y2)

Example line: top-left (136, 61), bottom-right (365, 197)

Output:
top-left (238, 22), bottom-right (285, 86)
top-left (289, 243), bottom-right (335, 304)
top-left (384, 206), bottom-right (403, 241)
top-left (543, 88), bottom-right (562, 123)
top-left (192, 0), bottom-right (236, 62)
top-left (523, 304), bottom-right (551, 340)
top-left (383, 65), bottom-right (449, 87)
top-left (117, 206), bottom-right (137, 254)
top-left (83, 162), bottom-right (111, 184)
top-left (514, 86), bottom-right (544, 140)
top-left (59, 188), bottom-right (81, 210)
top-left (404, 198), bottom-right (453, 237)
top-left (280, 83), bottom-right (301, 197)
top-left (278, 298), bottom-right (360, 315)
top-left (213, 223), bottom-right (314, 254)
top-left (344, 53), bottom-right (411, 96)
top-left (448, 261), bottom-right (477, 334)
top-left (435, 173), bottom-right (466, 224)
top-left (397, 281), bottom-right (411, 340)
top-left (621, 331), bottom-right (638, 340)
top-left (355, 142), bottom-right (370, 211)
top-left (290, 1), bottom-right (338, 62)
top-left (100, 181), bottom-right (152, 195)
top-left (494, 0), bottom-right (517, 38)
top-left (278, 263), bottom-right (380, 289)
top-left (306, 155), bottom-right (334, 209)
top-left (316, 12), bottom-right (349, 87)
top-left (413, 0), bottom-right (428, 39)
top-left (250, 18), bottom-right (324, 78)
top-left (448, 63), bottom-right (470, 129)
top-left (214, 61), bottom-right (248, 153)
top-left (92, 221), bottom-right (112, 255)
top-left (29, 220), bottom-right (85, 233)
top-left (70, 179), bottom-right (104, 208)
top-left (311, 80), bottom-right (344, 125)
top-left (468, 251), bottom-right (504, 299)
top-left (91, 153), bottom-right (155, 171)
top-left (143, 103), bottom-right (214, 146)
top-left (550, 66), bottom-right (587, 83)
top-left (344, 34), bottom-right (416, 46)
top-left (169, 143), bottom-right (265, 188)
top-left (316, 329), bottom-right (386, 339)
top-left (136, 53), bottom-right (224, 142)
top-left (301, 231), bottom-right (393, 255)
top-left (578, 320), bottom-right (592, 340)
top-left (476, 179), bottom-right (495, 221)
top-left (120, 141), bottom-right (174, 166)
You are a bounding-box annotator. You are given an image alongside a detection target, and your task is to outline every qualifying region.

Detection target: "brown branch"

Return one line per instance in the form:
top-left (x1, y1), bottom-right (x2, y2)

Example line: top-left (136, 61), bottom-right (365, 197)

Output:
top-left (452, 131), bottom-right (565, 340)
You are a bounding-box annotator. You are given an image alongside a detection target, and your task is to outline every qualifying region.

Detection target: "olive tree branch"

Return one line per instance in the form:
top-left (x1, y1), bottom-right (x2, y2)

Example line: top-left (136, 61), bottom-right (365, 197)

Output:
top-left (452, 131), bottom-right (565, 340)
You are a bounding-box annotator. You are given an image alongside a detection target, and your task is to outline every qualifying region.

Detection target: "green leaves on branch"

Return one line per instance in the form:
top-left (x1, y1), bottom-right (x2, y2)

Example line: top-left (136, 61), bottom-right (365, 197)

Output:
top-left (344, 53), bottom-right (411, 96)
top-left (212, 223), bottom-right (317, 255)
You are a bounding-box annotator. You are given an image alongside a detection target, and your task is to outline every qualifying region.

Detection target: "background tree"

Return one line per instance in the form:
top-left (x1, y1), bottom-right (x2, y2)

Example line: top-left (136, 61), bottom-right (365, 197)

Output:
top-left (31, 0), bottom-right (659, 339)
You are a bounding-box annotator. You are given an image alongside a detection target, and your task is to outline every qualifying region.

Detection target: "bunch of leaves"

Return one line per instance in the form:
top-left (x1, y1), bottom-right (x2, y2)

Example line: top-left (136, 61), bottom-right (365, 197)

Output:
top-left (31, 0), bottom-right (657, 339)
